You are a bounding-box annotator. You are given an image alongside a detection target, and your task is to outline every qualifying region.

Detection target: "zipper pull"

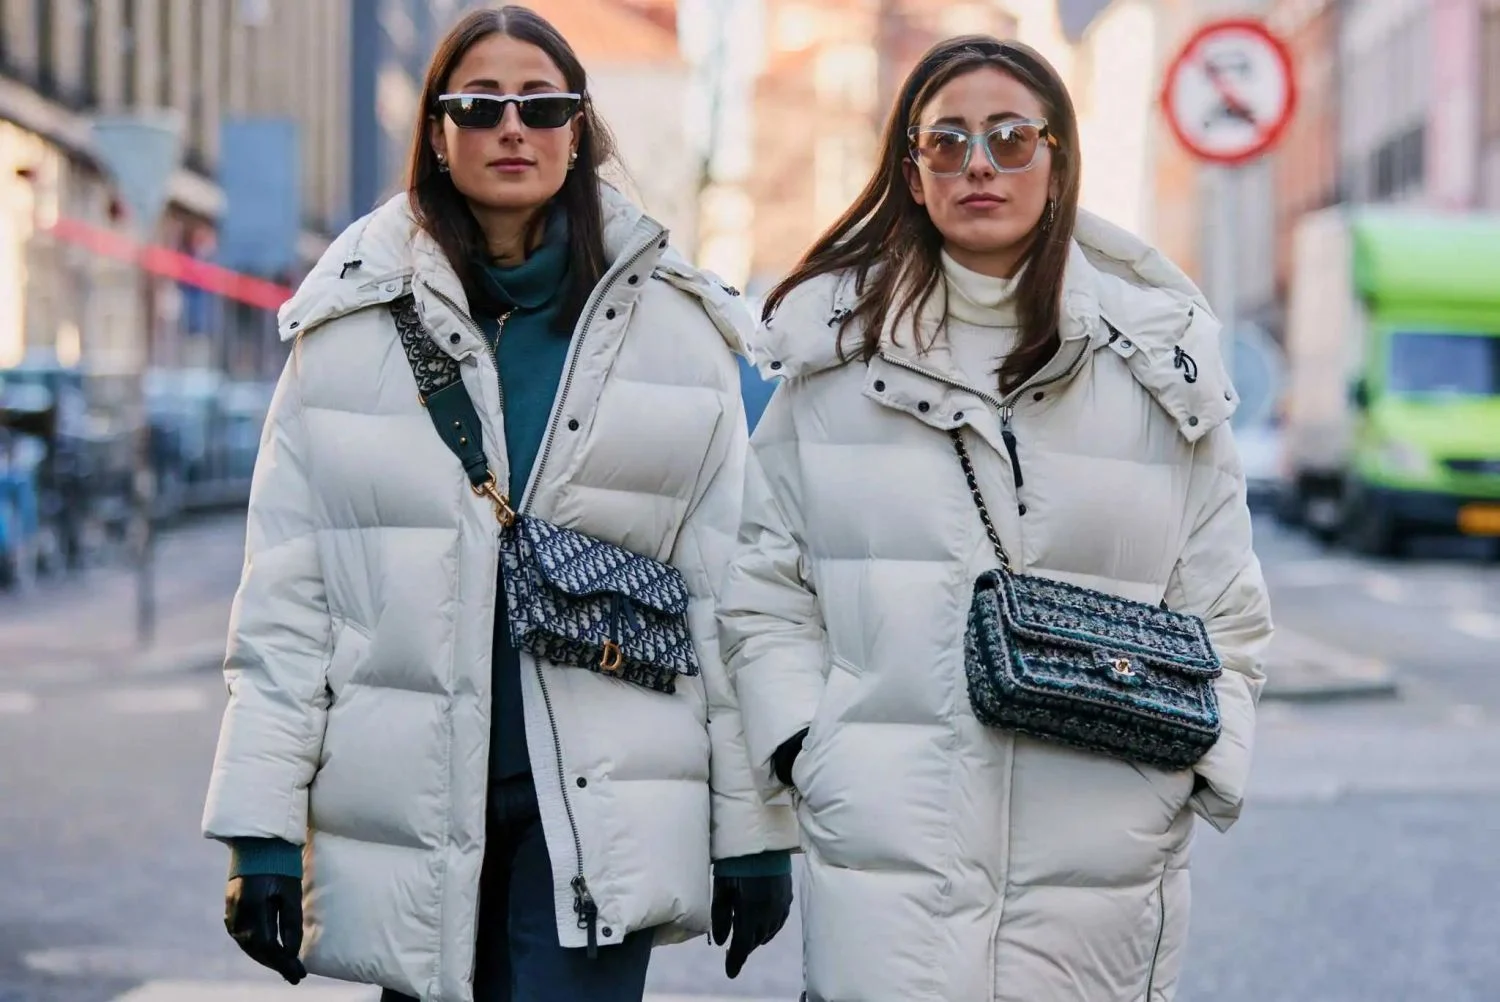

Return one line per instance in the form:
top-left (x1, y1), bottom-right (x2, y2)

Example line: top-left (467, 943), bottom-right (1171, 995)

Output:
top-left (999, 406), bottom-right (1024, 491)
top-left (572, 875), bottom-right (599, 959)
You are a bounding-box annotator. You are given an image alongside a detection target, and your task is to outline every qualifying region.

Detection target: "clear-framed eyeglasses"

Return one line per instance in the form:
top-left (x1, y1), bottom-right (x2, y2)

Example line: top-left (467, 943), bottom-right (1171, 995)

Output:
top-left (907, 118), bottom-right (1058, 177)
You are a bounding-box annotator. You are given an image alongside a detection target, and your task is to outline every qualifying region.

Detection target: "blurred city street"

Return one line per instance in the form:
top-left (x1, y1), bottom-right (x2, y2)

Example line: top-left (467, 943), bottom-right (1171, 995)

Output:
top-left (1, 0), bottom-right (1499, 1000)
top-left (2, 512), bottom-right (1498, 1002)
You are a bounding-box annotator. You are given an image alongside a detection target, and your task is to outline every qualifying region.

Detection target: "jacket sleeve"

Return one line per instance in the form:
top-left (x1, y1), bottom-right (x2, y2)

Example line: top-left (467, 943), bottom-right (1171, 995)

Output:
top-left (1164, 422), bottom-right (1274, 832)
top-left (202, 341), bottom-right (333, 848)
top-left (716, 388), bottom-right (828, 799)
top-left (672, 372), bottom-right (800, 861)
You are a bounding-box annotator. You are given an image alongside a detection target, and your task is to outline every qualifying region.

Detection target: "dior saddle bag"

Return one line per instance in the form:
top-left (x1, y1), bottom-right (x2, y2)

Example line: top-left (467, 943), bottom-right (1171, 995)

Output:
top-left (952, 428), bottom-right (1222, 770)
top-left (389, 295), bottom-right (699, 694)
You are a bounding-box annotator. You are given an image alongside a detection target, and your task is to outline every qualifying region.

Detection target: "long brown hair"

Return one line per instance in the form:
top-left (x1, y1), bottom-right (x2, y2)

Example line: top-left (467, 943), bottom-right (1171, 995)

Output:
top-left (763, 37), bottom-right (1081, 392)
top-left (406, 6), bottom-right (617, 323)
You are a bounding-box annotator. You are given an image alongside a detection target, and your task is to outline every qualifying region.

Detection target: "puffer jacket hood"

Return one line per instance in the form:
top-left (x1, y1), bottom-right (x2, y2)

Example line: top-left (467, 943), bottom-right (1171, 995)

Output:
top-left (747, 208), bottom-right (1237, 444)
top-left (205, 185), bottom-right (795, 1002)
top-left (720, 211), bottom-right (1272, 1002)
top-left (278, 183), bottom-right (750, 354)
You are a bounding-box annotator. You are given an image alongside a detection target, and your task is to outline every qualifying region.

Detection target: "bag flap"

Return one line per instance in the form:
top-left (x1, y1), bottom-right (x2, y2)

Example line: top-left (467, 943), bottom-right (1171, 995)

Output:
top-left (517, 516), bottom-right (690, 616)
top-left (996, 572), bottom-right (1221, 678)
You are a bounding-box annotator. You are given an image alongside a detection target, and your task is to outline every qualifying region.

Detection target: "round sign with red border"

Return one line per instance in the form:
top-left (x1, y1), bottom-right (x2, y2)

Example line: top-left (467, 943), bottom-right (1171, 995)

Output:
top-left (1159, 18), bottom-right (1297, 166)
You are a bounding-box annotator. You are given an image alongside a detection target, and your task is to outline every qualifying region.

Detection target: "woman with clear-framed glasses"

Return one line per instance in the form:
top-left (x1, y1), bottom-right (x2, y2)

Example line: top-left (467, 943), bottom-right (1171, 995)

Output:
top-left (202, 7), bottom-right (796, 1001)
top-left (720, 35), bottom-right (1271, 1002)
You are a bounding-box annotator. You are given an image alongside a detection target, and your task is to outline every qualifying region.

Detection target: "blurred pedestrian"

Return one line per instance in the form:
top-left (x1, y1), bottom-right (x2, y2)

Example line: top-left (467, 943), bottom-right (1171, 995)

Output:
top-left (202, 7), bottom-right (795, 1001)
top-left (719, 36), bottom-right (1273, 1002)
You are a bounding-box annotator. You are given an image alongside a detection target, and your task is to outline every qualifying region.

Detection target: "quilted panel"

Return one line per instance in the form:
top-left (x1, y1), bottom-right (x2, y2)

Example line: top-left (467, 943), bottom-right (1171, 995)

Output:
top-left (501, 515), bottom-right (699, 694)
top-left (520, 516), bottom-right (690, 615)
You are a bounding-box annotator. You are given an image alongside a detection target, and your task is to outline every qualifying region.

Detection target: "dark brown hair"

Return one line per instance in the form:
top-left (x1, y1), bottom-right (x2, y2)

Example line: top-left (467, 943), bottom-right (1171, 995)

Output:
top-left (406, 6), bottom-right (616, 323)
top-left (763, 36), bottom-right (1081, 392)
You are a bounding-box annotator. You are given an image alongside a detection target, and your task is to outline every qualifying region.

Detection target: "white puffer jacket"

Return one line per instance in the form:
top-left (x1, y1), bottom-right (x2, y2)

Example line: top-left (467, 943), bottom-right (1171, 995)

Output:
top-left (719, 211), bottom-right (1274, 1002)
top-left (202, 188), bottom-right (797, 1002)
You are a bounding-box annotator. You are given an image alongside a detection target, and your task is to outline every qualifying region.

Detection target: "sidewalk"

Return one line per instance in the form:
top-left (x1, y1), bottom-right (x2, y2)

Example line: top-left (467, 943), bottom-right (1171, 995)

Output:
top-left (1260, 626), bottom-right (1399, 702)
top-left (0, 513), bottom-right (247, 687)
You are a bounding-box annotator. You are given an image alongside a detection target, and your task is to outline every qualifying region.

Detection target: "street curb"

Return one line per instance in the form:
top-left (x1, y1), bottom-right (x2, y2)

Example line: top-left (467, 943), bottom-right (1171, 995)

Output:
top-left (10, 644), bottom-right (227, 687)
top-left (1261, 674), bottom-right (1400, 702)
top-left (1258, 627), bottom-right (1400, 703)
top-left (1260, 627), bottom-right (1398, 705)
top-left (129, 643), bottom-right (226, 677)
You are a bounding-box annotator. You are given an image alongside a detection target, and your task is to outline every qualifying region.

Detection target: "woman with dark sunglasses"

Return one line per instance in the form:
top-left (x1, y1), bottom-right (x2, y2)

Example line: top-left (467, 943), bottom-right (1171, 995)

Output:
top-left (719, 36), bottom-right (1271, 1002)
top-left (202, 7), bottom-right (795, 1001)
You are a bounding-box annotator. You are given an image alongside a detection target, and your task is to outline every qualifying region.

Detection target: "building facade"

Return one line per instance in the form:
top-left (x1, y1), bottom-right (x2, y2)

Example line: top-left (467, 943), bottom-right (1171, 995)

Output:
top-left (526, 0), bottom-right (698, 251)
top-left (348, 0), bottom-right (459, 220)
top-left (1475, 0), bottom-right (1500, 206)
top-left (0, 0), bottom-right (351, 380)
top-left (1267, 0), bottom-right (1340, 315)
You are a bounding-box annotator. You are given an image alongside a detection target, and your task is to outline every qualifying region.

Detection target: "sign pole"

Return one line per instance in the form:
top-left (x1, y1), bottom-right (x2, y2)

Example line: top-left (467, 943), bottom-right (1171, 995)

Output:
top-left (90, 113), bottom-right (184, 650)
top-left (134, 232), bottom-right (162, 645)
top-left (1215, 165), bottom-right (1239, 391)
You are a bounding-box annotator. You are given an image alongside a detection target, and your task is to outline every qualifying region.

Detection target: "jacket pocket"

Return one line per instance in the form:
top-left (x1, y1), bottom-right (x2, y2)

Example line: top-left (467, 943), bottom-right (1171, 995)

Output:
top-left (792, 655), bottom-right (861, 807)
top-left (323, 620), bottom-right (370, 704)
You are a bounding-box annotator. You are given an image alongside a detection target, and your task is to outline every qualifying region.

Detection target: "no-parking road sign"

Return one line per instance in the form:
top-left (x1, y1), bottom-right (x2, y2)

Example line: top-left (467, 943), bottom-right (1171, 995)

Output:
top-left (1160, 18), bottom-right (1297, 166)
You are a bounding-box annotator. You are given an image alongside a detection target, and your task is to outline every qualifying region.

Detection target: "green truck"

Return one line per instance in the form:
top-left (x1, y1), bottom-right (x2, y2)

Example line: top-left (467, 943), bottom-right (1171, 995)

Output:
top-left (1278, 208), bottom-right (1500, 555)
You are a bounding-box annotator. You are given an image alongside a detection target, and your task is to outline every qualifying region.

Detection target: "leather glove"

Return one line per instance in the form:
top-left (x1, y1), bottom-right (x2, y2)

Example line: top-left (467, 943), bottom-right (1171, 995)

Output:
top-left (773, 728), bottom-right (809, 788)
top-left (224, 874), bottom-right (306, 985)
top-left (711, 873), bottom-right (794, 979)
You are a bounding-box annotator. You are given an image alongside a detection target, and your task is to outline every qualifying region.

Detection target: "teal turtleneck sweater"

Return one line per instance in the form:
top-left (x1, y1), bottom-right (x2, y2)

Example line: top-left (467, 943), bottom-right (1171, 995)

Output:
top-left (475, 209), bottom-right (575, 784)
top-left (225, 208), bottom-right (787, 882)
top-left (474, 208), bottom-right (575, 507)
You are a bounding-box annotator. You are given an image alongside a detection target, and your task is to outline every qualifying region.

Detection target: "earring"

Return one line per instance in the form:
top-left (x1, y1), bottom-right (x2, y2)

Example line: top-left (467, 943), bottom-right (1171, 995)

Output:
top-left (1042, 198), bottom-right (1056, 231)
top-left (436, 154), bottom-right (450, 174)
top-left (567, 151), bottom-right (578, 171)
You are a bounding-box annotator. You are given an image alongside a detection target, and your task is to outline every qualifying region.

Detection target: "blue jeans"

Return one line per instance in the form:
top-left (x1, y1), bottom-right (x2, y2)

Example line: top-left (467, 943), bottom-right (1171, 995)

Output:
top-left (381, 776), bottom-right (653, 1002)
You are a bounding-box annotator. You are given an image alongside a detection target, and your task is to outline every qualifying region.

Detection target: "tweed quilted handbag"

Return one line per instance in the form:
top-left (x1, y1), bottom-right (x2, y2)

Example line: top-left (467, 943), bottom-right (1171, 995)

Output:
top-left (951, 429), bottom-right (1222, 770)
top-left (389, 295), bottom-right (698, 694)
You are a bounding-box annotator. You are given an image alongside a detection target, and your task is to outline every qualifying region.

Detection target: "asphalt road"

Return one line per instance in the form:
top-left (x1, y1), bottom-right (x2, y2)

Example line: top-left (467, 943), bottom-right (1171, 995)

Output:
top-left (1, 515), bottom-right (1497, 1002)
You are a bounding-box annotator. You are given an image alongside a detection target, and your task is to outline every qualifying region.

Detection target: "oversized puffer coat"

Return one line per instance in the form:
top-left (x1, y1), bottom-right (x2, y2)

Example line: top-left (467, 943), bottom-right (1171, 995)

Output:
top-left (719, 210), bottom-right (1274, 1002)
top-left (202, 187), bottom-right (798, 1002)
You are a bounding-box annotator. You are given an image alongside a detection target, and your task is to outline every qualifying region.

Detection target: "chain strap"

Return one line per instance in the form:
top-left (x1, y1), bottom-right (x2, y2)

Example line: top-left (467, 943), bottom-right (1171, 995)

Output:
top-left (950, 429), bottom-right (1012, 573)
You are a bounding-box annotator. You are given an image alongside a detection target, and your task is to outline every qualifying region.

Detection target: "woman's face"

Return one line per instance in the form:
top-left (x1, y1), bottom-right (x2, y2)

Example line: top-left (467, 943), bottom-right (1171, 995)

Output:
top-left (904, 67), bottom-right (1057, 273)
top-left (429, 33), bottom-right (582, 216)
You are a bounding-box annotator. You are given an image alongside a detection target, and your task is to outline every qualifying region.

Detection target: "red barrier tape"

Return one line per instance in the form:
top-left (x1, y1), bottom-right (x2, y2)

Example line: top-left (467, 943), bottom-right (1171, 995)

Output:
top-left (44, 216), bottom-right (296, 311)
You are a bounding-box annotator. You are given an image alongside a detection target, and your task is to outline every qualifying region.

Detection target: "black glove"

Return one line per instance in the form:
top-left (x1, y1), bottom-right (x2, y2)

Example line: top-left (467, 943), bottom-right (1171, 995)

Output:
top-left (224, 874), bottom-right (307, 985)
top-left (772, 728), bottom-right (809, 788)
top-left (711, 873), bottom-right (794, 979)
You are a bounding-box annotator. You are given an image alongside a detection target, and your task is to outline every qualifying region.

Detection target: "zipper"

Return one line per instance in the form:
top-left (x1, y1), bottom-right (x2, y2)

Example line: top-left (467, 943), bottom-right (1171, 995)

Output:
top-left (519, 231), bottom-right (659, 959)
top-left (1143, 869), bottom-right (1169, 998)
top-left (518, 230), bottom-right (661, 513)
top-left (436, 227), bottom-right (663, 958)
top-left (485, 309), bottom-right (515, 409)
top-left (425, 283), bottom-right (607, 954)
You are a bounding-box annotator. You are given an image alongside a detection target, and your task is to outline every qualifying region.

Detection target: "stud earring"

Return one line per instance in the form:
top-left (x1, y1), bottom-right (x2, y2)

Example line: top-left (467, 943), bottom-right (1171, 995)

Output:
top-left (567, 151), bottom-right (578, 171)
top-left (436, 153), bottom-right (450, 174)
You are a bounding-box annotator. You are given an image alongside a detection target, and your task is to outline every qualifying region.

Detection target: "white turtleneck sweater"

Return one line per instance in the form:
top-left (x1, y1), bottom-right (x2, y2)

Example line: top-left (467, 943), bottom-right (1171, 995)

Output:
top-left (938, 249), bottom-right (1023, 392)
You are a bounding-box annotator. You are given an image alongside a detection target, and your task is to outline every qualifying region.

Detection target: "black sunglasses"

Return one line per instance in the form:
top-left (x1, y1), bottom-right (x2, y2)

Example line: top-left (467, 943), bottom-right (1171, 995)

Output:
top-left (436, 92), bottom-right (582, 130)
